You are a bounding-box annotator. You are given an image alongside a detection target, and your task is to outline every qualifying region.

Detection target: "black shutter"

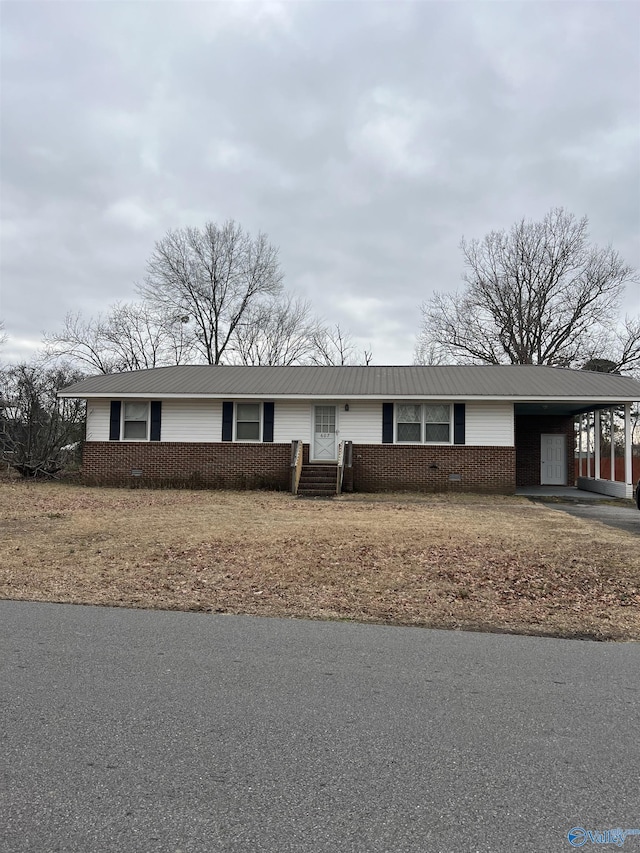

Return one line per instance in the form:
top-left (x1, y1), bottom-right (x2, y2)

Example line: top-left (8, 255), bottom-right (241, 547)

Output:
top-left (109, 401), bottom-right (121, 441)
top-left (263, 402), bottom-right (274, 443)
top-left (382, 403), bottom-right (394, 444)
top-left (150, 401), bottom-right (162, 442)
top-left (222, 401), bottom-right (234, 442)
top-left (453, 403), bottom-right (465, 445)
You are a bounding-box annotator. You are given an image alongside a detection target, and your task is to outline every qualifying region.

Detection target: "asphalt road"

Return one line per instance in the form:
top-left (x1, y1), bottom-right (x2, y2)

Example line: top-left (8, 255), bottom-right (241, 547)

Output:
top-left (2, 602), bottom-right (639, 853)
top-left (531, 499), bottom-right (640, 536)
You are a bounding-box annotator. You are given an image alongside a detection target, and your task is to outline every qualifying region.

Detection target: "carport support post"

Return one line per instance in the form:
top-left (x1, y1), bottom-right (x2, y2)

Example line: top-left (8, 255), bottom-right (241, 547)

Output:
top-left (611, 408), bottom-right (616, 483)
top-left (578, 415), bottom-right (583, 477)
top-left (625, 403), bottom-right (632, 487)
top-left (594, 410), bottom-right (601, 480)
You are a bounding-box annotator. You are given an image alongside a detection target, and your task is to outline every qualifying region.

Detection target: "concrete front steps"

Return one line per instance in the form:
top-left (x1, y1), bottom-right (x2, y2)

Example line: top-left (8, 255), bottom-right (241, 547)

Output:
top-left (296, 464), bottom-right (338, 497)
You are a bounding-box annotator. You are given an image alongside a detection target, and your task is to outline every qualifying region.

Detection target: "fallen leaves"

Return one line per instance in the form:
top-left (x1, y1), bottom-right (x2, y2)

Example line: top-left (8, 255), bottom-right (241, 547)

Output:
top-left (0, 481), bottom-right (638, 641)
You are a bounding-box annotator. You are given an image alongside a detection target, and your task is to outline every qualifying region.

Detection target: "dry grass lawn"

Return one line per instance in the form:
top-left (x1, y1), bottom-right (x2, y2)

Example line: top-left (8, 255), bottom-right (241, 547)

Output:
top-left (1, 481), bottom-right (639, 640)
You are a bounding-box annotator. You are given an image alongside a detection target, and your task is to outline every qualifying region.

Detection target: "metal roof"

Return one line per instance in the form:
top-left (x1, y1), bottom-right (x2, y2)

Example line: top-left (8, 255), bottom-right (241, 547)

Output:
top-left (58, 364), bottom-right (640, 402)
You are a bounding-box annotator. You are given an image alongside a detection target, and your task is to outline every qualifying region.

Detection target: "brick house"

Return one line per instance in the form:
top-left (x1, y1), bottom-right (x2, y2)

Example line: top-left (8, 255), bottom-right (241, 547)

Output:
top-left (58, 365), bottom-right (640, 497)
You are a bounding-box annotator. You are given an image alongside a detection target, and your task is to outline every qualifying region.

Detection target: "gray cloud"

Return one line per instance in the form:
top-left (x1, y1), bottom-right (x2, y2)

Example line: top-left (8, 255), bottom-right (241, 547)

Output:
top-left (2, 0), bottom-right (638, 364)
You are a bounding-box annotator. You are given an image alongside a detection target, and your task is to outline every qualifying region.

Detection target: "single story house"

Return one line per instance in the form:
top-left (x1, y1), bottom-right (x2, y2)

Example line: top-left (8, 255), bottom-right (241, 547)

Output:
top-left (58, 364), bottom-right (640, 497)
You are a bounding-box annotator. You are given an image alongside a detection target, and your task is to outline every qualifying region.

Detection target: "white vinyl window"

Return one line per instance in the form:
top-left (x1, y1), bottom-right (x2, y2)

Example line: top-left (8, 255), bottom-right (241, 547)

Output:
top-left (424, 404), bottom-right (451, 443)
top-left (123, 402), bottom-right (149, 440)
top-left (397, 404), bottom-right (422, 442)
top-left (396, 403), bottom-right (451, 444)
top-left (235, 403), bottom-right (261, 441)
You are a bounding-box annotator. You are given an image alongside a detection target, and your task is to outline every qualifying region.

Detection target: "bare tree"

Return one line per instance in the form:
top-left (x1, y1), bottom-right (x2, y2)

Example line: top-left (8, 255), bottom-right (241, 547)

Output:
top-left (44, 312), bottom-right (117, 374)
top-left (415, 208), bottom-right (638, 367)
top-left (413, 336), bottom-right (448, 366)
top-left (102, 302), bottom-right (195, 369)
top-left (231, 295), bottom-right (321, 365)
top-left (44, 303), bottom-right (196, 374)
top-left (609, 315), bottom-right (640, 374)
top-left (309, 323), bottom-right (373, 366)
top-left (0, 361), bottom-right (86, 477)
top-left (138, 220), bottom-right (284, 365)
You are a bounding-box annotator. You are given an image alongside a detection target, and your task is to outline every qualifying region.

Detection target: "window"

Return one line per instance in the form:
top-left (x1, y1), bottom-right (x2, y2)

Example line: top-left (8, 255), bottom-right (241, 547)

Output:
top-left (236, 403), bottom-right (261, 440)
top-left (123, 402), bottom-right (148, 440)
top-left (395, 403), bottom-right (451, 443)
top-left (424, 404), bottom-right (450, 442)
top-left (222, 401), bottom-right (273, 442)
top-left (315, 405), bottom-right (336, 436)
top-left (397, 404), bottom-right (422, 442)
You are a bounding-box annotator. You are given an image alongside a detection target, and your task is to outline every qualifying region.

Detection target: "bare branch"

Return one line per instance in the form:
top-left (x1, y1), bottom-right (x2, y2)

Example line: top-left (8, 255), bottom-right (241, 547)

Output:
top-left (43, 312), bottom-right (118, 374)
top-left (309, 324), bottom-right (373, 366)
top-left (231, 295), bottom-right (321, 366)
top-left (416, 208), bottom-right (638, 366)
top-left (607, 315), bottom-right (640, 374)
top-left (138, 220), bottom-right (283, 364)
top-left (0, 361), bottom-right (86, 477)
top-left (44, 304), bottom-right (198, 374)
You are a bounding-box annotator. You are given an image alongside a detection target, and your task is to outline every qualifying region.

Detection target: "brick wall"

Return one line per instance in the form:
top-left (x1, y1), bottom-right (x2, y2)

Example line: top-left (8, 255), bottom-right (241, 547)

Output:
top-left (82, 441), bottom-right (516, 493)
top-left (351, 444), bottom-right (516, 494)
top-left (82, 442), bottom-right (291, 489)
top-left (514, 415), bottom-right (576, 487)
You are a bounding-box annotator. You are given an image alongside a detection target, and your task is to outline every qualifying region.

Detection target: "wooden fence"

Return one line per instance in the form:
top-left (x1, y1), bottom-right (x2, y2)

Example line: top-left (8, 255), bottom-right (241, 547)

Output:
top-left (575, 457), bottom-right (640, 481)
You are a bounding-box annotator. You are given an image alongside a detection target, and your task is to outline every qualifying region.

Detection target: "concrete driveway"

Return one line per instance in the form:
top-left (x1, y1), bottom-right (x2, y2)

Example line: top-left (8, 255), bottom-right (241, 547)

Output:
top-left (2, 601), bottom-right (639, 853)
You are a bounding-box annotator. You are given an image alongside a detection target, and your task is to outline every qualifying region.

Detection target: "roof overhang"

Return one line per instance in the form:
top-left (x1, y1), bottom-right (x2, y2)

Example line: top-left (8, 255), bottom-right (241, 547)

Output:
top-left (58, 391), bottom-right (639, 409)
top-left (514, 401), bottom-right (634, 417)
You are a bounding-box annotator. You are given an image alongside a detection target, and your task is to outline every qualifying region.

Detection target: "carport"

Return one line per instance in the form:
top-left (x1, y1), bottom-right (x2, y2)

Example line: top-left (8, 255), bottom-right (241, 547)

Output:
top-left (575, 404), bottom-right (636, 499)
top-left (515, 390), bottom-right (638, 500)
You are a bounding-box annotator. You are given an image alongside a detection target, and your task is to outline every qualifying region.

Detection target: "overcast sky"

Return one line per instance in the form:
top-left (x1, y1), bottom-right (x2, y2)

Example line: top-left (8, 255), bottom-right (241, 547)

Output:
top-left (1, 0), bottom-right (639, 366)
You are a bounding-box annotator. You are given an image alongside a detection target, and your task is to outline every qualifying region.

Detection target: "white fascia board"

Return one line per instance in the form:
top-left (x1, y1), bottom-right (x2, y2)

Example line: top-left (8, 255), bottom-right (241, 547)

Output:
top-left (57, 391), bottom-right (640, 403)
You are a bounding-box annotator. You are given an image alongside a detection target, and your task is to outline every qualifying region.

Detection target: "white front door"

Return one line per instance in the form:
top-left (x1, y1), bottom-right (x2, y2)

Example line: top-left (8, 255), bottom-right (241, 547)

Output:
top-left (541, 434), bottom-right (566, 485)
top-left (313, 405), bottom-right (337, 461)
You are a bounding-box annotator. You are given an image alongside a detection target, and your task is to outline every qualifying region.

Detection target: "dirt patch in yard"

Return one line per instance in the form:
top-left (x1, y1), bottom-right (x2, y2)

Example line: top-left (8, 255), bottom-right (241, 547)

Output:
top-left (1, 482), bottom-right (638, 640)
